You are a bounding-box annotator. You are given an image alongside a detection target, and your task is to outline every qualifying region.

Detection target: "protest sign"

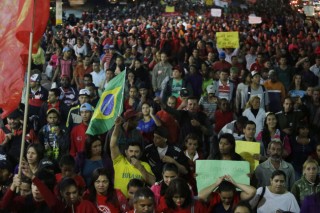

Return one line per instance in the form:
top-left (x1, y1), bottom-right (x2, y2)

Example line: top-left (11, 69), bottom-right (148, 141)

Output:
top-left (248, 15), bottom-right (262, 24)
top-left (216, 32), bottom-right (239, 48)
top-left (196, 160), bottom-right (250, 192)
top-left (236, 141), bottom-right (260, 171)
top-left (211, 8), bottom-right (222, 17)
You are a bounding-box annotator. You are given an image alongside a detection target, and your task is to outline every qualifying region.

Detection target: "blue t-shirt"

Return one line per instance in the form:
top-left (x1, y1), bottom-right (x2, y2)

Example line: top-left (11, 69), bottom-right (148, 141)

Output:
top-left (136, 118), bottom-right (158, 133)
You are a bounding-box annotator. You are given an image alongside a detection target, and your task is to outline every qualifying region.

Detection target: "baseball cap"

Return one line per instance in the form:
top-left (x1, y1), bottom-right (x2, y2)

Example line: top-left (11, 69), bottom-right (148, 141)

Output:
top-left (46, 108), bottom-right (60, 116)
top-left (251, 71), bottom-right (260, 77)
top-left (219, 52), bottom-right (226, 59)
top-left (103, 44), bottom-right (110, 50)
top-left (62, 47), bottom-right (71, 53)
top-left (206, 85), bottom-right (216, 94)
top-left (79, 89), bottom-right (90, 96)
top-left (30, 73), bottom-right (41, 82)
top-left (80, 103), bottom-right (94, 112)
top-left (38, 158), bottom-right (56, 171)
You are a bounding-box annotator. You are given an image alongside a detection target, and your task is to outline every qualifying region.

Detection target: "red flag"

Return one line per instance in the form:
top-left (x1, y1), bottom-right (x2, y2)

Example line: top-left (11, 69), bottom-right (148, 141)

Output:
top-left (0, 0), bottom-right (49, 119)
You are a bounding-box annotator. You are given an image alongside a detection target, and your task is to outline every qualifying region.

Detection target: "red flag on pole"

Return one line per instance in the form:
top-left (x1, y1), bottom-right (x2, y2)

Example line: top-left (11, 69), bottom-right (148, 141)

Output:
top-left (0, 0), bottom-right (50, 118)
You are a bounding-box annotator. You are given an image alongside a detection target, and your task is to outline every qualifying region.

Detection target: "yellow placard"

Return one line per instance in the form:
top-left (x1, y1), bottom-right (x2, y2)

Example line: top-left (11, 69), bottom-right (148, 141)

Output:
top-left (216, 32), bottom-right (239, 48)
top-left (165, 6), bottom-right (175, 13)
top-left (236, 141), bottom-right (260, 172)
top-left (205, 0), bottom-right (214, 6)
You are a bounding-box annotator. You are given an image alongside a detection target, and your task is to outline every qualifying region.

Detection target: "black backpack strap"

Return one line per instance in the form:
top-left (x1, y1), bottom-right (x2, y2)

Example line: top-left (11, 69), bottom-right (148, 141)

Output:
top-left (255, 186), bottom-right (266, 210)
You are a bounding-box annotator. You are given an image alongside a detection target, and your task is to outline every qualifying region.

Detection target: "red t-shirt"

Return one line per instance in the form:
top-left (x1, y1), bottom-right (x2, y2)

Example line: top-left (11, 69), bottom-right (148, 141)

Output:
top-left (70, 123), bottom-right (88, 157)
top-left (96, 194), bottom-right (121, 213)
top-left (157, 196), bottom-right (207, 213)
top-left (214, 110), bottom-right (233, 133)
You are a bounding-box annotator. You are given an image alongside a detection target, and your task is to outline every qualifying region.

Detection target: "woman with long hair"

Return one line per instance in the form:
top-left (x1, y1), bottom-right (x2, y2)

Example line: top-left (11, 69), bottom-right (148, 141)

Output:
top-left (83, 168), bottom-right (127, 213)
top-left (256, 112), bottom-right (291, 158)
top-left (75, 135), bottom-right (113, 186)
top-left (124, 71), bottom-right (141, 99)
top-left (242, 96), bottom-right (266, 137)
top-left (157, 178), bottom-right (207, 213)
top-left (288, 74), bottom-right (306, 98)
top-left (150, 163), bottom-right (179, 205)
top-left (136, 102), bottom-right (162, 144)
top-left (23, 143), bottom-right (45, 174)
top-left (291, 159), bottom-right (320, 206)
top-left (209, 133), bottom-right (243, 161)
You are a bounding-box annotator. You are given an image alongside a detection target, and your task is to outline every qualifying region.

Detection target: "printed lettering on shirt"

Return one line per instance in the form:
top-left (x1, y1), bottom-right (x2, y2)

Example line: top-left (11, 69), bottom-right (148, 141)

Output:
top-left (98, 205), bottom-right (111, 213)
top-left (122, 173), bottom-right (142, 179)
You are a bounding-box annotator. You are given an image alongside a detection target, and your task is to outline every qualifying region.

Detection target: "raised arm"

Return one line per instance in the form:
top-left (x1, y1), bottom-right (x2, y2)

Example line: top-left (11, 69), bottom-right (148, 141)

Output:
top-left (110, 117), bottom-right (122, 160)
top-left (150, 107), bottom-right (162, 127)
top-left (225, 175), bottom-right (256, 201)
top-left (198, 176), bottom-right (225, 201)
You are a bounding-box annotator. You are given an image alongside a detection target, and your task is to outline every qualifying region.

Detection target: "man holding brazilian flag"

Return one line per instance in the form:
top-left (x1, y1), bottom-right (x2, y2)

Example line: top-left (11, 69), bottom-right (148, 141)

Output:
top-left (86, 70), bottom-right (126, 135)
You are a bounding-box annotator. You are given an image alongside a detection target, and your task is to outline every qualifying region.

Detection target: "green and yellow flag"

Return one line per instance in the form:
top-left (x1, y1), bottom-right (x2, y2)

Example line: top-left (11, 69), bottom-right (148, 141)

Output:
top-left (86, 70), bottom-right (126, 135)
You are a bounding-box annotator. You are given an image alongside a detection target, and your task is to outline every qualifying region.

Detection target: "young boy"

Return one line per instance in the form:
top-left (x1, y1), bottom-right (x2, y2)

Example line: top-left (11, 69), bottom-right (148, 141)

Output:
top-left (38, 108), bottom-right (70, 162)
top-left (126, 179), bottom-right (145, 211)
top-left (128, 187), bottom-right (155, 213)
top-left (241, 120), bottom-right (266, 160)
top-left (19, 176), bottom-right (32, 197)
top-left (55, 155), bottom-right (86, 194)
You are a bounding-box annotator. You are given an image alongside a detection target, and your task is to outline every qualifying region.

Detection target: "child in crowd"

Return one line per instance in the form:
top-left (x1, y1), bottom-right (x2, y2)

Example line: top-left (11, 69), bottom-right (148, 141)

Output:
top-left (38, 108), bottom-right (70, 162)
top-left (55, 155), bottom-right (86, 194)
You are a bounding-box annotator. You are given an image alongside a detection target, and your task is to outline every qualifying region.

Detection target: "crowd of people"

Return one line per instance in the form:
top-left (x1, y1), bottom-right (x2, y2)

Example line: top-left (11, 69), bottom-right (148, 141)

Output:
top-left (1, 0), bottom-right (320, 212)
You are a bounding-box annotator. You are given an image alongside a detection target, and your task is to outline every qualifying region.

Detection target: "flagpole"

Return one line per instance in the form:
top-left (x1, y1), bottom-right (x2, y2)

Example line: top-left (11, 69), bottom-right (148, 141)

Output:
top-left (17, 0), bottom-right (36, 186)
top-left (118, 68), bottom-right (126, 117)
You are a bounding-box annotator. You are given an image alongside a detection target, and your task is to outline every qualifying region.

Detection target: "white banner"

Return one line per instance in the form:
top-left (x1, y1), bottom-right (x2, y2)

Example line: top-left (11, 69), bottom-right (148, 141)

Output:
top-left (304, 6), bottom-right (314, 17)
top-left (211, 8), bottom-right (222, 17)
top-left (248, 15), bottom-right (262, 24)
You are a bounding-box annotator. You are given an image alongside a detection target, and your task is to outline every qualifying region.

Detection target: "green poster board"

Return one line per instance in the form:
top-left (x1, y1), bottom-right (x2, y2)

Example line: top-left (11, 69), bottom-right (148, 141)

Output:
top-left (196, 160), bottom-right (250, 192)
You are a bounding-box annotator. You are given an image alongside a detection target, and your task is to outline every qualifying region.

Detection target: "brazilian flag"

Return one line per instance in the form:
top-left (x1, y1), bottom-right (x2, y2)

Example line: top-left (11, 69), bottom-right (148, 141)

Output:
top-left (86, 70), bottom-right (126, 135)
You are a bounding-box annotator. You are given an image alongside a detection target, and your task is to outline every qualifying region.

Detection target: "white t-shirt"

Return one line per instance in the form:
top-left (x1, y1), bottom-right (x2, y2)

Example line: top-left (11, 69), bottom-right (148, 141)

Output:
top-left (91, 70), bottom-right (106, 88)
top-left (250, 187), bottom-right (300, 213)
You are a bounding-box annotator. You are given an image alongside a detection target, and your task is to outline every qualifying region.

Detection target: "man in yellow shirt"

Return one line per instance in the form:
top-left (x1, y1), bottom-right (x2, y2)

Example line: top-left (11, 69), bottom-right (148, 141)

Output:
top-left (110, 116), bottom-right (155, 197)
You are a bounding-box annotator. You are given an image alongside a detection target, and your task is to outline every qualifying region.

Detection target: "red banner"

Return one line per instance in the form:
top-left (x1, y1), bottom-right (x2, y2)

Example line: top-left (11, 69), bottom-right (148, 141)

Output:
top-left (0, 0), bottom-right (50, 118)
